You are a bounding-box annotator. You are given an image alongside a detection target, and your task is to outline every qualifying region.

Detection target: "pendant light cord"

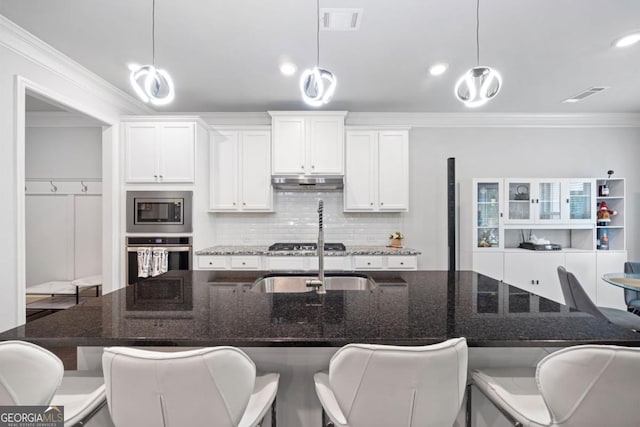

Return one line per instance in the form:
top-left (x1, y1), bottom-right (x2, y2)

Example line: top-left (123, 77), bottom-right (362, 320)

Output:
top-left (476, 0), bottom-right (480, 66)
top-left (316, 0), bottom-right (320, 67)
top-left (152, 0), bottom-right (156, 66)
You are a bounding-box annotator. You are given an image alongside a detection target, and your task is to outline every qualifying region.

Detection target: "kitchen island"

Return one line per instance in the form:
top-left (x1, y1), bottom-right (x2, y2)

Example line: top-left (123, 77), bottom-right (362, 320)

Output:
top-left (2, 270), bottom-right (639, 426)
top-left (2, 270), bottom-right (639, 347)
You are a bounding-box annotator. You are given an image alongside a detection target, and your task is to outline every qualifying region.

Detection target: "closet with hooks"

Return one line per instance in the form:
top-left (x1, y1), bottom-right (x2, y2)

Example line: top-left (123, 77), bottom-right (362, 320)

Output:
top-left (24, 121), bottom-right (102, 304)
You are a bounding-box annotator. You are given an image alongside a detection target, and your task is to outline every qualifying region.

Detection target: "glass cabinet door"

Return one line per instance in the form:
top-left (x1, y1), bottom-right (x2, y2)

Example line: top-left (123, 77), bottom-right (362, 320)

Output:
top-left (565, 179), bottom-right (594, 222)
top-left (536, 181), bottom-right (562, 222)
top-left (476, 182), bottom-right (501, 248)
top-left (505, 180), bottom-right (532, 223)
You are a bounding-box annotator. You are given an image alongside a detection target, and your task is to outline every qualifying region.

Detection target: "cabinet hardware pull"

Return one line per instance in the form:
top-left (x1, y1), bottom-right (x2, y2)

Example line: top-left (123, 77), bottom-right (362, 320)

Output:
top-left (536, 199), bottom-right (539, 203)
top-left (301, 165), bottom-right (304, 169)
top-left (400, 262), bottom-right (404, 265)
top-left (49, 181), bottom-right (57, 193)
top-left (233, 202), bottom-right (236, 205)
top-left (500, 212), bottom-right (503, 217)
top-left (531, 280), bottom-right (535, 284)
top-left (367, 262), bottom-right (371, 265)
top-left (242, 202), bottom-right (246, 205)
top-left (153, 175), bottom-right (158, 178)
top-left (370, 202), bottom-right (374, 206)
top-left (311, 165), bottom-right (315, 169)
top-left (159, 175), bottom-right (163, 179)
top-left (531, 199), bottom-right (534, 204)
top-left (566, 198), bottom-right (570, 203)
top-left (209, 262), bottom-right (212, 265)
top-left (380, 202), bottom-right (384, 206)
top-left (242, 262), bottom-right (246, 265)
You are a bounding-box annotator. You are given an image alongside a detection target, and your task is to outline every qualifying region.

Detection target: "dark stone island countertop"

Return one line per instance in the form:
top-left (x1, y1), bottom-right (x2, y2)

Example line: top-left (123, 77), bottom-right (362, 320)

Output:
top-left (2, 270), bottom-right (640, 348)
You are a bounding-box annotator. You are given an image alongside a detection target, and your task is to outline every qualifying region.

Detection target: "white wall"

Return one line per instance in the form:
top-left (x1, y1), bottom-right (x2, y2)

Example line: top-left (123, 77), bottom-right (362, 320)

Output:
top-left (405, 127), bottom-right (640, 269)
top-left (0, 15), bottom-right (148, 331)
top-left (26, 126), bottom-right (102, 179)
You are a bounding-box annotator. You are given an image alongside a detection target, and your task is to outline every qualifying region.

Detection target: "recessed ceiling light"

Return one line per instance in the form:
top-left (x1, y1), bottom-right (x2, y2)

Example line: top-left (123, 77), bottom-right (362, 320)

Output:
top-left (429, 63), bottom-right (448, 76)
top-left (280, 62), bottom-right (297, 76)
top-left (614, 32), bottom-right (640, 48)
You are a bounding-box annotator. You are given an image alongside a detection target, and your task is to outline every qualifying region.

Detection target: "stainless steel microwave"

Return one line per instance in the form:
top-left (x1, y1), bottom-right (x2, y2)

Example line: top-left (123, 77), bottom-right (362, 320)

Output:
top-left (126, 191), bottom-right (192, 233)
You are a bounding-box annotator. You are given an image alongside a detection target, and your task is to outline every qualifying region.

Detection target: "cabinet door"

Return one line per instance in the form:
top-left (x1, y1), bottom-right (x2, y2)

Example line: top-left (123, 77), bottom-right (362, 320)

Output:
top-left (563, 179), bottom-right (595, 223)
top-left (344, 131), bottom-right (376, 211)
top-left (535, 180), bottom-right (562, 224)
top-left (504, 252), bottom-right (565, 303)
top-left (240, 131), bottom-right (272, 211)
top-left (565, 252), bottom-right (597, 304)
top-left (209, 131), bottom-right (238, 211)
top-left (595, 251), bottom-right (627, 310)
top-left (125, 123), bottom-right (158, 182)
top-left (158, 123), bottom-right (195, 182)
top-left (378, 131), bottom-right (409, 211)
top-left (474, 180), bottom-right (503, 250)
top-left (308, 116), bottom-right (344, 174)
top-left (272, 117), bottom-right (306, 174)
top-left (504, 180), bottom-right (533, 223)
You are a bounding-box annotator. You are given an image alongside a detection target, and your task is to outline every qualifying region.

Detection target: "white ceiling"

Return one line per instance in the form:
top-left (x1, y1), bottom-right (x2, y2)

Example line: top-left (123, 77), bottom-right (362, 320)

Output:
top-left (3, 0), bottom-right (640, 113)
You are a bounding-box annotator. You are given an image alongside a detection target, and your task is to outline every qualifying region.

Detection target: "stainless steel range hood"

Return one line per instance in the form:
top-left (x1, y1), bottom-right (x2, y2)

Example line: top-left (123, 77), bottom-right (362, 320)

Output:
top-left (271, 175), bottom-right (344, 191)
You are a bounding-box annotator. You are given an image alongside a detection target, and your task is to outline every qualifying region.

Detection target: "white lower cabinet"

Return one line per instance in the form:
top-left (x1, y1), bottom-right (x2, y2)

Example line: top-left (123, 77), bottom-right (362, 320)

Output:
top-left (197, 255), bottom-right (262, 270)
top-left (595, 251), bottom-right (628, 310)
top-left (472, 252), bottom-right (504, 281)
top-left (503, 252), bottom-right (566, 304)
top-left (198, 254), bottom-right (417, 271)
top-left (564, 252), bottom-right (597, 303)
top-left (497, 250), bottom-right (625, 308)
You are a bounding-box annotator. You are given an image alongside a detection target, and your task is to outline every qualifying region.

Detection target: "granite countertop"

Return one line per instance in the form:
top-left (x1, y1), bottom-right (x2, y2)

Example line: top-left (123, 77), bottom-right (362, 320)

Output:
top-left (2, 270), bottom-right (640, 348)
top-left (195, 245), bottom-right (421, 256)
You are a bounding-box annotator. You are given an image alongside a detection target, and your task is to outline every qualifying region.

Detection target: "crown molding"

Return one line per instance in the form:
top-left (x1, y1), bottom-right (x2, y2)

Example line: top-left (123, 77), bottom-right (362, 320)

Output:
top-left (0, 15), bottom-right (152, 115)
top-left (345, 112), bottom-right (640, 128)
top-left (120, 114), bottom-right (209, 129)
top-left (196, 112), bottom-right (272, 126)
top-left (25, 112), bottom-right (104, 127)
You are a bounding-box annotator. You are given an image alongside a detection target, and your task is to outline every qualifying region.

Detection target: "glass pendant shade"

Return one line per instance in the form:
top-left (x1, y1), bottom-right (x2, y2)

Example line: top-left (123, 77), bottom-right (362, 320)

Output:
top-left (130, 65), bottom-right (175, 106)
top-left (455, 66), bottom-right (501, 108)
top-left (300, 66), bottom-right (337, 107)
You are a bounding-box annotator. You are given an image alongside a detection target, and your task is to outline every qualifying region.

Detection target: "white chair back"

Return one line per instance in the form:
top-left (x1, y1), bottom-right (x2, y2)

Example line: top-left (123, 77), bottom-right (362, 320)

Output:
top-left (0, 341), bottom-right (63, 405)
top-left (537, 345), bottom-right (640, 426)
top-left (102, 346), bottom-right (257, 427)
top-left (327, 337), bottom-right (467, 427)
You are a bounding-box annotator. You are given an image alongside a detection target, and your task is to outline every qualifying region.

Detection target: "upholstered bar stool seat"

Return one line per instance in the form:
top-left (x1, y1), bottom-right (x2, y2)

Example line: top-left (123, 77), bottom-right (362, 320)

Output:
top-left (0, 341), bottom-right (107, 427)
top-left (314, 337), bottom-right (468, 427)
top-left (471, 345), bottom-right (640, 426)
top-left (102, 346), bottom-right (279, 427)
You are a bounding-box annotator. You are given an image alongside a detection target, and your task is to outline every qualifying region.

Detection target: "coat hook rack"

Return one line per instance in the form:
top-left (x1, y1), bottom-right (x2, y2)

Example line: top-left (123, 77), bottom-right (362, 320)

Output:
top-left (49, 181), bottom-right (58, 193)
top-left (80, 181), bottom-right (88, 192)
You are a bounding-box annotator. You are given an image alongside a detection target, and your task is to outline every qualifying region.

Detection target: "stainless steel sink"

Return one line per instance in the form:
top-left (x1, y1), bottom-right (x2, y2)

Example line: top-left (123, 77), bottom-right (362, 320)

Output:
top-left (251, 273), bottom-right (376, 293)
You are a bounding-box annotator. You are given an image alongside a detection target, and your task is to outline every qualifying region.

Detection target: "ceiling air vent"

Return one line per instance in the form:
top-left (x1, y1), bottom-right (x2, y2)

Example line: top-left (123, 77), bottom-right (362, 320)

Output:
top-left (320, 8), bottom-right (363, 31)
top-left (562, 86), bottom-right (610, 103)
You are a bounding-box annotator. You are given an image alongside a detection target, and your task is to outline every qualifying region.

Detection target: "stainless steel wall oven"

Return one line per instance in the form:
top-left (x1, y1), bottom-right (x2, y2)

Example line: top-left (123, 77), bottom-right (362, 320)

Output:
top-left (126, 236), bottom-right (192, 285)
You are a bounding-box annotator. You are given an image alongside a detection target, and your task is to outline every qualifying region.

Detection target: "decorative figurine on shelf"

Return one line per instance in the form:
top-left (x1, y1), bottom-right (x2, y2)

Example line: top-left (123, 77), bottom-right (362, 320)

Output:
top-left (389, 232), bottom-right (404, 248)
top-left (597, 201), bottom-right (617, 226)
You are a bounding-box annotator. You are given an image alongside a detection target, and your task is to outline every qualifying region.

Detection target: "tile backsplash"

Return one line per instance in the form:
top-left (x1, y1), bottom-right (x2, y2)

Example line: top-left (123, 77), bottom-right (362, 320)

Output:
top-left (212, 191), bottom-right (402, 245)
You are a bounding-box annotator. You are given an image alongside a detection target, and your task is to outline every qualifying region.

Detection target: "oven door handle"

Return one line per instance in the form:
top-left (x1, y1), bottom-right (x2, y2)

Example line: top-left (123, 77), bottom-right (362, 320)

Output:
top-left (127, 246), bottom-right (192, 252)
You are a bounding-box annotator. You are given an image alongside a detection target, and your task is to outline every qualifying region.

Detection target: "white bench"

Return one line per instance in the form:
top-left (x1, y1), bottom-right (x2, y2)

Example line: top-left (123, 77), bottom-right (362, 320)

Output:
top-left (26, 275), bottom-right (101, 305)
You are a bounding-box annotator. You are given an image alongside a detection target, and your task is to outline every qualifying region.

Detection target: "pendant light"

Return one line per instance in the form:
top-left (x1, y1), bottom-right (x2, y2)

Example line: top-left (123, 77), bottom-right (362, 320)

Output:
top-left (129, 0), bottom-right (175, 106)
top-left (300, 0), bottom-right (337, 106)
top-left (455, 0), bottom-right (501, 108)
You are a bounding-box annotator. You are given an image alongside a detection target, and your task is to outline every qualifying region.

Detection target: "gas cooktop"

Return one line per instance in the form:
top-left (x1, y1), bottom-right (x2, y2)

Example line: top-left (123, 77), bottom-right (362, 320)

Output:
top-left (268, 242), bottom-right (346, 251)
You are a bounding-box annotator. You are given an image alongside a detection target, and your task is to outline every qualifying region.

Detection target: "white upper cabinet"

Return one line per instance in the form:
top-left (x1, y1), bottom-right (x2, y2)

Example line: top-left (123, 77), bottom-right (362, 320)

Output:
top-left (209, 129), bottom-right (273, 212)
top-left (344, 128), bottom-right (409, 212)
top-left (125, 121), bottom-right (196, 183)
top-left (504, 179), bottom-right (595, 225)
top-left (270, 111), bottom-right (347, 175)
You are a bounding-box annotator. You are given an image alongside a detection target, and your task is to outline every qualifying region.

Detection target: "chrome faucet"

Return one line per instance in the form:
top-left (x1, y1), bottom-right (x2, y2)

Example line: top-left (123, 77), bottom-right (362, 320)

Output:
top-left (306, 199), bottom-right (326, 294)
